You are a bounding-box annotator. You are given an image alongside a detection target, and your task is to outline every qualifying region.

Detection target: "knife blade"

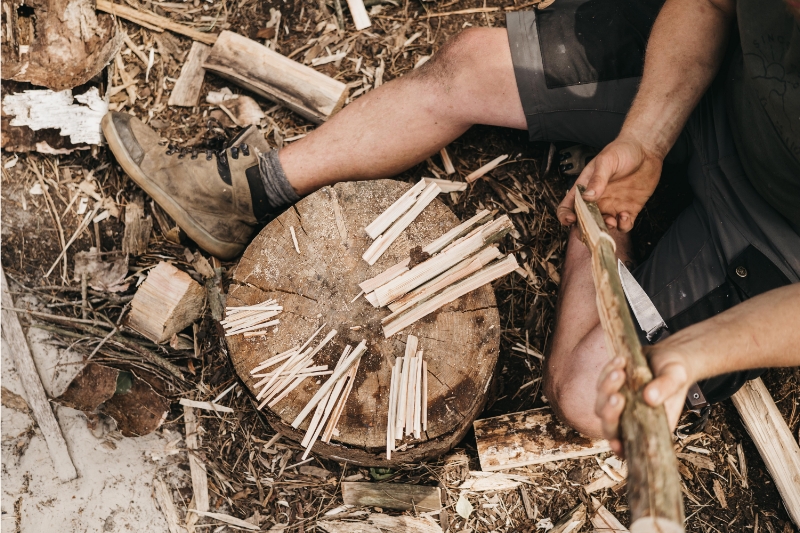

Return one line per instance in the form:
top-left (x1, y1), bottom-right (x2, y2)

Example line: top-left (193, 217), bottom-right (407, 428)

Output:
top-left (616, 259), bottom-right (708, 412)
top-left (617, 259), bottom-right (668, 342)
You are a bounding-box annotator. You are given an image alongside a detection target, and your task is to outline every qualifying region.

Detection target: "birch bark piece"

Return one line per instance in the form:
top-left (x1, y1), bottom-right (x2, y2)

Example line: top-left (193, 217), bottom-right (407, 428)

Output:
top-left (227, 179), bottom-right (500, 466)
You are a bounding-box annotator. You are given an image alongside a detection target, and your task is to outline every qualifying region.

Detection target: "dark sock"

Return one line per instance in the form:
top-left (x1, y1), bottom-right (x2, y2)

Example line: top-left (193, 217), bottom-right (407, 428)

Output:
top-left (257, 149), bottom-right (300, 213)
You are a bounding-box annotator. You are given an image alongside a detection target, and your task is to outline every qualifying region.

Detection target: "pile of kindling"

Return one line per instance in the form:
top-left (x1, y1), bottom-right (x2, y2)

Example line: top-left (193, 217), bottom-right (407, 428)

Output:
top-left (385, 335), bottom-right (427, 459)
top-left (360, 205), bottom-right (520, 337)
top-left (221, 299), bottom-right (282, 337)
top-left (249, 325), bottom-right (337, 410)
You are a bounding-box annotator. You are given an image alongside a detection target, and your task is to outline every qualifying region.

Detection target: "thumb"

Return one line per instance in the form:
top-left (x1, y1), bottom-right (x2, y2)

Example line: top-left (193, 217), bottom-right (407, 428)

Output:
top-left (642, 361), bottom-right (689, 407)
top-left (582, 153), bottom-right (616, 201)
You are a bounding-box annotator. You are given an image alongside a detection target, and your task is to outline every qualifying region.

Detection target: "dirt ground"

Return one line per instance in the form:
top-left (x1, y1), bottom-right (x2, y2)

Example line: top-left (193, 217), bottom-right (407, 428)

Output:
top-left (2, 0), bottom-right (799, 531)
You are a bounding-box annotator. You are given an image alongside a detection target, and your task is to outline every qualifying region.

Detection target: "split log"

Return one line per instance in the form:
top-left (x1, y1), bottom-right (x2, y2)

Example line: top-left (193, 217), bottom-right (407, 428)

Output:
top-left (1, 265), bottom-right (77, 482)
top-left (341, 482), bottom-right (441, 512)
top-left (168, 42), bottom-right (211, 107)
top-left (203, 31), bottom-right (348, 124)
top-left (473, 409), bottom-right (610, 471)
top-left (2, 0), bottom-right (121, 90)
top-left (226, 180), bottom-right (501, 466)
top-left (122, 195), bottom-right (152, 256)
top-left (731, 377), bottom-right (800, 527)
top-left (125, 262), bottom-right (205, 343)
top-left (574, 188), bottom-right (684, 533)
top-left (318, 513), bottom-right (443, 533)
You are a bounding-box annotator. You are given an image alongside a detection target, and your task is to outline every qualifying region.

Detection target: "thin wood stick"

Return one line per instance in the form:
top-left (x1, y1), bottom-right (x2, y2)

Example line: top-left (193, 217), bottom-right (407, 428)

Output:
top-left (96, 0), bottom-right (218, 44)
top-left (255, 348), bottom-right (308, 399)
top-left (395, 356), bottom-right (410, 436)
top-left (290, 226), bottom-right (301, 253)
top-left (345, 0), bottom-right (371, 29)
top-left (423, 177), bottom-right (466, 193)
top-left (302, 350), bottom-right (354, 457)
top-left (373, 216), bottom-right (512, 307)
top-left (360, 260), bottom-right (411, 293)
top-left (291, 340), bottom-right (367, 428)
top-left (382, 254), bottom-right (519, 337)
top-left (322, 359), bottom-right (360, 443)
top-left (263, 375), bottom-right (306, 409)
top-left (364, 180), bottom-right (426, 239)
top-left (223, 310), bottom-right (281, 330)
top-left (299, 323), bottom-right (327, 353)
top-left (391, 357), bottom-right (402, 448)
top-left (386, 362), bottom-right (398, 458)
top-left (250, 346), bottom-right (299, 374)
top-left (362, 182), bottom-right (441, 265)
top-left (413, 351), bottom-right (423, 438)
top-left (439, 147), bottom-right (456, 174)
top-left (260, 355), bottom-right (319, 405)
top-left (225, 319), bottom-right (280, 336)
top-left (44, 205), bottom-right (100, 277)
top-left (404, 356), bottom-right (417, 436)
top-left (254, 364), bottom-right (329, 378)
top-left (465, 154), bottom-right (508, 183)
top-left (422, 360), bottom-right (428, 432)
top-left (387, 246), bottom-right (502, 313)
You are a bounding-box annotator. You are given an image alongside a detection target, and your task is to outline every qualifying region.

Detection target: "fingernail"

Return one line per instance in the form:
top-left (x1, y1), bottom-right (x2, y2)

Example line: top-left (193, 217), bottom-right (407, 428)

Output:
top-left (621, 214), bottom-right (628, 221)
top-left (609, 370), bottom-right (620, 381)
top-left (584, 189), bottom-right (595, 198)
top-left (646, 387), bottom-right (659, 403)
top-left (609, 394), bottom-right (619, 406)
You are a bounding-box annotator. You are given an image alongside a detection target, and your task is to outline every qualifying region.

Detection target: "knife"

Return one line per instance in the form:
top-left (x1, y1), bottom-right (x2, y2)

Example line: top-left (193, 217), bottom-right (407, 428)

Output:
top-left (617, 260), bottom-right (708, 412)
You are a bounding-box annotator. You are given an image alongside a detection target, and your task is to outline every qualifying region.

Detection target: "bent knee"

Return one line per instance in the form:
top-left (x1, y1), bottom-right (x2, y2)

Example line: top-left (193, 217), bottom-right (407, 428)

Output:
top-left (544, 361), bottom-right (603, 437)
top-left (415, 27), bottom-right (508, 83)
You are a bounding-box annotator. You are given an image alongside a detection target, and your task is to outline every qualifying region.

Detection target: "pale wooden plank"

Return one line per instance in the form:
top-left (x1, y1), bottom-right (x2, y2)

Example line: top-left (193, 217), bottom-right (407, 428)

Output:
top-left (341, 482), bottom-right (442, 512)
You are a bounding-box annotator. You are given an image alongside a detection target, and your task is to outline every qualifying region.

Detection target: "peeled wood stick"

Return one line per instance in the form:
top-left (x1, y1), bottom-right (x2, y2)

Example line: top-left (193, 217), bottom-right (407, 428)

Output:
top-left (322, 359), bottom-right (360, 443)
top-left (264, 374), bottom-right (306, 408)
top-left (254, 364), bottom-right (329, 378)
top-left (386, 362), bottom-right (398, 458)
top-left (299, 323), bottom-right (327, 353)
top-left (374, 216), bottom-right (512, 307)
top-left (404, 356), bottom-right (417, 436)
top-left (222, 308), bottom-right (281, 325)
top-left (360, 260), bottom-right (411, 293)
top-left (465, 154), bottom-right (508, 183)
top-left (255, 348), bottom-right (308, 399)
top-left (383, 254), bottom-right (519, 338)
top-left (439, 147), bottom-right (456, 174)
top-left (223, 310), bottom-right (281, 330)
top-left (345, 0), bottom-right (371, 30)
top-left (302, 349), bottom-right (354, 456)
top-left (301, 346), bottom-right (351, 446)
top-left (422, 360), bottom-right (428, 432)
top-left (574, 188), bottom-right (684, 533)
top-left (250, 346), bottom-right (299, 374)
top-left (395, 356), bottom-right (410, 436)
top-left (423, 177), bottom-right (467, 193)
top-left (260, 355), bottom-right (319, 405)
top-left (413, 351), bottom-right (423, 438)
top-left (362, 182), bottom-right (441, 265)
top-left (291, 340), bottom-right (367, 428)
top-left (96, 0), bottom-right (218, 44)
top-left (388, 246), bottom-right (502, 313)
top-left (225, 319), bottom-right (280, 336)
top-left (365, 180), bottom-right (426, 239)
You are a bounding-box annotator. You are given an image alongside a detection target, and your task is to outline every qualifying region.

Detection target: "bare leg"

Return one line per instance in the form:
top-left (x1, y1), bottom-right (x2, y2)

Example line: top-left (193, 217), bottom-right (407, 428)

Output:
top-left (544, 226), bottom-right (635, 436)
top-left (280, 28), bottom-right (527, 195)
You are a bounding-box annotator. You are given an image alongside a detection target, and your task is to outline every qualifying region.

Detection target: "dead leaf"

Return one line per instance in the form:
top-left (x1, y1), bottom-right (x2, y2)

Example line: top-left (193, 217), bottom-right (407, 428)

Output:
top-left (712, 479), bottom-right (728, 509)
top-left (56, 363), bottom-right (119, 412)
top-left (73, 248), bottom-right (129, 292)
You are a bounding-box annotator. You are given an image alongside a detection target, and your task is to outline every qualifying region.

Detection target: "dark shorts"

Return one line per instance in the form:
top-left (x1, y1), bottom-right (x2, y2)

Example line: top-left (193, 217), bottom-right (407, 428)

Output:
top-left (507, 8), bottom-right (800, 402)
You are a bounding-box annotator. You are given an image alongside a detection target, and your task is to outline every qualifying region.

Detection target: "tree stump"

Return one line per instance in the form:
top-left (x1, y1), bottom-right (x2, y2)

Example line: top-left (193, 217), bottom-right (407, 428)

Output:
top-left (227, 180), bottom-right (501, 465)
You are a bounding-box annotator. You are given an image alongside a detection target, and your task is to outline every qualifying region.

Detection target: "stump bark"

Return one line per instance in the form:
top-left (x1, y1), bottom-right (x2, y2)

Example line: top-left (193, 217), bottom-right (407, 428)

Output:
top-left (227, 180), bottom-right (501, 465)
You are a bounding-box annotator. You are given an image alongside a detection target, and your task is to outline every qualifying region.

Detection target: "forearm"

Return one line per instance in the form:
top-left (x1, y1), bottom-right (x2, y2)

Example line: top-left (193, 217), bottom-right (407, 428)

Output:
top-left (620, 0), bottom-right (736, 158)
top-left (653, 284), bottom-right (800, 381)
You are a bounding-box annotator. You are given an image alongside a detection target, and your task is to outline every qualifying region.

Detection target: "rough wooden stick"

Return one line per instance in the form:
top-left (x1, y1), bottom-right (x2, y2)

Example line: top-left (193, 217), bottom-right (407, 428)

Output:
top-left (302, 353), bottom-right (353, 458)
top-left (404, 356), bottom-right (417, 437)
top-left (365, 180), bottom-right (426, 239)
top-left (97, 0), bottom-right (218, 44)
top-left (362, 182), bottom-right (441, 265)
top-left (731, 378), bottom-right (800, 527)
top-left (322, 359), bottom-right (360, 443)
top-left (395, 356), bottom-right (411, 436)
top-left (168, 41), bottom-right (211, 107)
top-left (440, 147), bottom-right (456, 174)
top-left (382, 254), bottom-right (519, 338)
top-left (250, 346), bottom-right (299, 374)
top-left (574, 188), bottom-right (684, 533)
top-left (291, 340), bottom-right (366, 428)
top-left (1, 266), bottom-right (77, 481)
top-left (386, 362), bottom-right (398, 458)
top-left (465, 154), bottom-right (508, 183)
top-left (203, 31), bottom-right (347, 124)
top-left (184, 405), bottom-right (210, 517)
top-left (345, 0), bottom-right (371, 29)
top-left (413, 351), bottom-right (423, 438)
top-left (225, 319), bottom-right (279, 337)
top-left (423, 177), bottom-right (467, 193)
top-left (256, 348), bottom-right (307, 399)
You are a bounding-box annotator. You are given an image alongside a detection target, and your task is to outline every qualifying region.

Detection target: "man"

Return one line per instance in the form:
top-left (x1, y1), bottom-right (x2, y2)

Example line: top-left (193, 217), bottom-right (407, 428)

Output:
top-left (102, 0), bottom-right (799, 438)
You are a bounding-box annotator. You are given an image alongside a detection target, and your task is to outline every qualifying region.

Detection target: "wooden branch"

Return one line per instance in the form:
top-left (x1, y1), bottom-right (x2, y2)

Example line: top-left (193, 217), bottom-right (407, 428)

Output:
top-left (731, 378), bottom-right (800, 527)
top-left (345, 0), bottom-right (371, 30)
top-left (362, 182), bottom-right (441, 265)
top-left (574, 189), bottom-right (684, 533)
top-left (465, 154), bottom-right (508, 183)
top-left (439, 147), bottom-right (456, 174)
top-left (96, 0), bottom-right (218, 44)
top-left (473, 409), bottom-right (610, 471)
top-left (125, 262), bottom-right (205, 344)
top-left (0, 266), bottom-right (77, 482)
top-left (203, 31), bottom-right (348, 124)
top-left (168, 42), bottom-right (211, 107)
top-left (382, 254), bottom-right (518, 338)
top-left (422, 360), bottom-right (428, 432)
top-left (342, 482), bottom-right (442, 512)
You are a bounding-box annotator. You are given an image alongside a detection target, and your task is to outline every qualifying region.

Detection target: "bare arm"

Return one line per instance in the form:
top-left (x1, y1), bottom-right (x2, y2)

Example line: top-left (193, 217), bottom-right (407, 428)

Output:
top-left (597, 284), bottom-right (800, 454)
top-left (558, 0), bottom-right (737, 231)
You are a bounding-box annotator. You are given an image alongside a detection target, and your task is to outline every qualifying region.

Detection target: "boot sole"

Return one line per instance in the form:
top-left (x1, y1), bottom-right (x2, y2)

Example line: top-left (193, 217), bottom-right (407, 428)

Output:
top-left (102, 114), bottom-right (245, 260)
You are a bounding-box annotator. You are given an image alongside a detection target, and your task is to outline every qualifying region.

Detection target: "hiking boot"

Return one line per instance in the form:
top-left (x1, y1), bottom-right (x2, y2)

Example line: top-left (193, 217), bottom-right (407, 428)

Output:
top-left (103, 112), bottom-right (273, 260)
